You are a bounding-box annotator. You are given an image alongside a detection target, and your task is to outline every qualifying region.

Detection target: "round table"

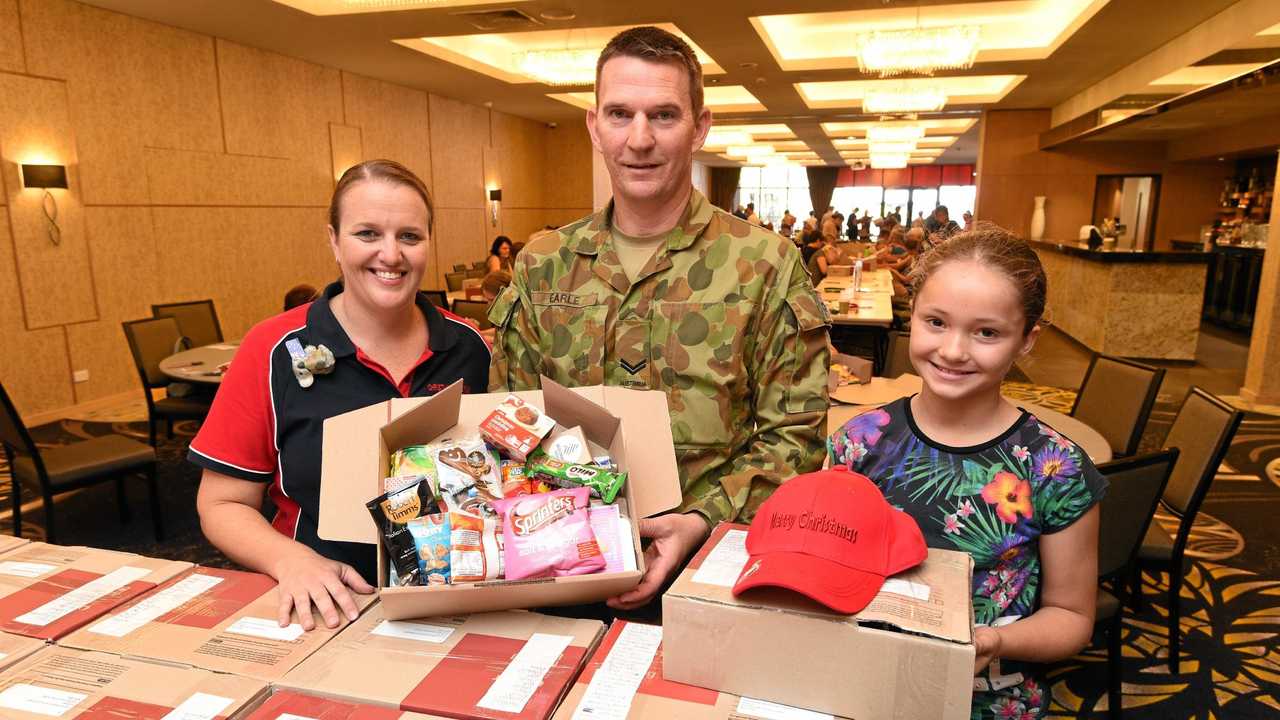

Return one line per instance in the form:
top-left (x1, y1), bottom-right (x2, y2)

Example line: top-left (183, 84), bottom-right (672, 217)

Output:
top-left (159, 343), bottom-right (238, 384)
top-left (827, 379), bottom-right (1112, 464)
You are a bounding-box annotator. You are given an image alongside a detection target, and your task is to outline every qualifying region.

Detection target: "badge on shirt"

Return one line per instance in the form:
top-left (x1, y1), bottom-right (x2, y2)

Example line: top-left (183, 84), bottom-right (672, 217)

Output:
top-left (285, 338), bottom-right (335, 388)
top-left (531, 291), bottom-right (597, 308)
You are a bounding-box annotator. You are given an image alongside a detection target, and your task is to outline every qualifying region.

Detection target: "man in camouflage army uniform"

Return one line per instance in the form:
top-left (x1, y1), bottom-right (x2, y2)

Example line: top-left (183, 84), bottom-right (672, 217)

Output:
top-left (488, 26), bottom-right (830, 610)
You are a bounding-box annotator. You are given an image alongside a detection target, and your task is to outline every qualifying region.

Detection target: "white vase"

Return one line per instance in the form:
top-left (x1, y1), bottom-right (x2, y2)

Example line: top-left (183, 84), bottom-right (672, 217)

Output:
top-left (1029, 196), bottom-right (1046, 241)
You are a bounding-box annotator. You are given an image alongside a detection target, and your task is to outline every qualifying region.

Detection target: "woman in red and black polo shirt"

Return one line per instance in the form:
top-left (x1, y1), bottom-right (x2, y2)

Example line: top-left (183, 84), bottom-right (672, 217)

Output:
top-left (189, 160), bottom-right (490, 631)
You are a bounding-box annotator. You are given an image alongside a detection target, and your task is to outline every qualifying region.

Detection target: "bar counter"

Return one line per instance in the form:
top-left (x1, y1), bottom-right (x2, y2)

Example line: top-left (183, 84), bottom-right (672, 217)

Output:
top-left (1028, 239), bottom-right (1210, 360)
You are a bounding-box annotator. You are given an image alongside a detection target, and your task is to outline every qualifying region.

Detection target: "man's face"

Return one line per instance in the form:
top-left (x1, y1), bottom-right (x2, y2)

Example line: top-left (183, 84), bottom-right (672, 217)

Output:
top-left (588, 56), bottom-right (711, 209)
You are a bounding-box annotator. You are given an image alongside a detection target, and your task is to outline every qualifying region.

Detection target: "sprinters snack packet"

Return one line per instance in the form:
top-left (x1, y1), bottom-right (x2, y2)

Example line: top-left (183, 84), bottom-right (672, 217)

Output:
top-left (406, 513), bottom-right (451, 585)
top-left (492, 487), bottom-right (606, 580)
top-left (366, 478), bottom-right (438, 586)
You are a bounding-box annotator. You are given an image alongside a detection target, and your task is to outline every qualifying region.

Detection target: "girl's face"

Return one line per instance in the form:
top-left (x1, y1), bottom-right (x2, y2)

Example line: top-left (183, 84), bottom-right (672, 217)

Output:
top-left (909, 259), bottom-right (1038, 403)
top-left (498, 241), bottom-right (511, 258)
top-left (327, 180), bottom-right (430, 316)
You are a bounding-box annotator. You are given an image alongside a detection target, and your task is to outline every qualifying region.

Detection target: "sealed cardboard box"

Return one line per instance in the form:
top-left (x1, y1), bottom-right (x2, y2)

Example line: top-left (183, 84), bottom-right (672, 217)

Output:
top-left (279, 603), bottom-right (604, 720)
top-left (0, 542), bottom-right (190, 640)
top-left (0, 633), bottom-right (43, 672)
top-left (662, 523), bottom-right (975, 720)
top-left (553, 620), bottom-right (853, 720)
top-left (58, 565), bottom-right (376, 681)
top-left (0, 536), bottom-right (30, 556)
top-left (318, 378), bottom-right (683, 619)
top-left (243, 690), bottom-right (450, 719)
top-left (0, 646), bottom-right (267, 719)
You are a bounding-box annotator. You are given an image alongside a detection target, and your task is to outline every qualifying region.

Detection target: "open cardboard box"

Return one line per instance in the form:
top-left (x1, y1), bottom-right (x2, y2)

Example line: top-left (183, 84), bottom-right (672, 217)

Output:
top-left (662, 523), bottom-right (975, 720)
top-left (319, 378), bottom-right (682, 619)
top-left (827, 352), bottom-right (873, 393)
top-left (0, 646), bottom-right (268, 719)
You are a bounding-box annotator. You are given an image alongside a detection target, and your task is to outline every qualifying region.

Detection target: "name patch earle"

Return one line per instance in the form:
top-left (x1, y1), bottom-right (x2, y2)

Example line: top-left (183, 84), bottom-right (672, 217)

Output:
top-left (531, 291), bottom-right (597, 308)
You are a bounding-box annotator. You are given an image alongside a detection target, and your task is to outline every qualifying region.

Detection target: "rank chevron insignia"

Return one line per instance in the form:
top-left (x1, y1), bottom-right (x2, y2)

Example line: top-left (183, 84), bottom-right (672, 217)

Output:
top-left (620, 358), bottom-right (647, 375)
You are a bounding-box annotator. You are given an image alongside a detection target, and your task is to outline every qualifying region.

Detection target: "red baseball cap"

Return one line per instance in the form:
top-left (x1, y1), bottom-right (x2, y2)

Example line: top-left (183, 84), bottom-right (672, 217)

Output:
top-left (732, 467), bottom-right (927, 614)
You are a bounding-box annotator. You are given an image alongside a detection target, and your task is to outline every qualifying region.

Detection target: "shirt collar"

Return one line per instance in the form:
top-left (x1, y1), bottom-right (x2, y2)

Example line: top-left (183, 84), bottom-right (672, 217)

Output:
top-left (308, 281), bottom-right (454, 357)
top-left (569, 187), bottom-right (715, 256)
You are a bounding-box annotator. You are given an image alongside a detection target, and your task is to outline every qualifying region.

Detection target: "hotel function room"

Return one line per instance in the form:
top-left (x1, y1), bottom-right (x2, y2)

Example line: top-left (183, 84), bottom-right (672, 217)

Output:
top-left (0, 1), bottom-right (1279, 719)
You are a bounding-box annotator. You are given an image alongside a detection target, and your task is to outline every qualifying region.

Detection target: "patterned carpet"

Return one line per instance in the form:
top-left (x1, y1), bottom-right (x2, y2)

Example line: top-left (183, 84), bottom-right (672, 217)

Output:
top-left (2, 385), bottom-right (1279, 718)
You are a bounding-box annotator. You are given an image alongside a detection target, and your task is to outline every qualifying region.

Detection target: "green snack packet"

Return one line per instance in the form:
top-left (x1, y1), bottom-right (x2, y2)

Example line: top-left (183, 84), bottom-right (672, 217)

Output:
top-left (527, 454), bottom-right (628, 504)
top-left (391, 445), bottom-right (438, 482)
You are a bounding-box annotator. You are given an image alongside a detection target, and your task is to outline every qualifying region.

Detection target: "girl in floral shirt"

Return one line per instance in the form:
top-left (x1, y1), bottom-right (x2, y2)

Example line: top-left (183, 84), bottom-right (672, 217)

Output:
top-left (829, 224), bottom-right (1106, 719)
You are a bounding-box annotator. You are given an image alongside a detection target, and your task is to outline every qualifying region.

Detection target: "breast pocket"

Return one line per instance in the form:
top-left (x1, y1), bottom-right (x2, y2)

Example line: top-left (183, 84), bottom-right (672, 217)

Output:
top-left (652, 301), bottom-right (753, 447)
top-left (531, 302), bottom-right (608, 386)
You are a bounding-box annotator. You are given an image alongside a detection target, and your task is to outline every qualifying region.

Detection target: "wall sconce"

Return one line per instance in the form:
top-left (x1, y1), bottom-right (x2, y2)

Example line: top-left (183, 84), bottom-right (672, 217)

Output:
top-left (21, 164), bottom-right (68, 246)
top-left (488, 188), bottom-right (502, 226)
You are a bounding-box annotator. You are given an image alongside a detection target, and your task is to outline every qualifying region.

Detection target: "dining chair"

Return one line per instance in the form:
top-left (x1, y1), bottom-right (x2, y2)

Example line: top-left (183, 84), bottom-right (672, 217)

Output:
top-left (465, 268), bottom-right (487, 280)
top-left (471, 261), bottom-right (487, 271)
top-left (422, 290), bottom-right (448, 309)
top-left (152, 300), bottom-right (223, 349)
top-left (1133, 387), bottom-right (1242, 673)
top-left (122, 317), bottom-right (213, 446)
top-left (1094, 449), bottom-right (1179, 718)
top-left (452, 264), bottom-right (468, 272)
top-left (0, 380), bottom-right (164, 543)
top-left (450, 299), bottom-right (493, 330)
top-left (1071, 354), bottom-right (1165, 457)
top-left (445, 272), bottom-right (466, 293)
top-left (882, 330), bottom-right (912, 378)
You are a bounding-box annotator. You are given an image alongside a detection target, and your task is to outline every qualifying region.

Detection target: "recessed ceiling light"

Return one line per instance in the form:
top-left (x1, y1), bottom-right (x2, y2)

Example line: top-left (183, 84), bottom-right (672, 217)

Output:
top-left (539, 8), bottom-right (575, 20)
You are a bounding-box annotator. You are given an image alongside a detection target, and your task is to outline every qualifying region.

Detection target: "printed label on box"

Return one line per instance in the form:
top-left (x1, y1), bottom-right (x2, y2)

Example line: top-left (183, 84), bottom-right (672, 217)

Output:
top-left (691, 529), bottom-right (748, 587)
top-left (736, 697), bottom-right (833, 720)
top-left (476, 633), bottom-right (574, 714)
top-left (572, 623), bottom-right (663, 720)
top-left (880, 578), bottom-right (930, 602)
top-left (371, 619), bottom-right (455, 644)
top-left (160, 692), bottom-right (234, 720)
top-left (0, 684), bottom-right (87, 717)
top-left (13, 566), bottom-right (151, 627)
top-left (89, 573), bottom-right (225, 638)
top-left (0, 561), bottom-right (57, 578)
top-left (224, 616), bottom-right (304, 642)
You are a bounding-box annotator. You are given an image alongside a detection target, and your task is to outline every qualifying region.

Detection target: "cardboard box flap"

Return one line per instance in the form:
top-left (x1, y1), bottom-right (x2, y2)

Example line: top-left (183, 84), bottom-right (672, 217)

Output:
top-left (385, 380), bottom-right (463, 450)
top-left (600, 386), bottom-right (682, 520)
top-left (319, 400), bottom-right (391, 545)
top-left (542, 377), bottom-right (620, 447)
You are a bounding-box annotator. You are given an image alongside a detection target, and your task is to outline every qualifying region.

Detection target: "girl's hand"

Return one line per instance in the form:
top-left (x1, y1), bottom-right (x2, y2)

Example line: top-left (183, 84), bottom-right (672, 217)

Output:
top-left (974, 625), bottom-right (1004, 674)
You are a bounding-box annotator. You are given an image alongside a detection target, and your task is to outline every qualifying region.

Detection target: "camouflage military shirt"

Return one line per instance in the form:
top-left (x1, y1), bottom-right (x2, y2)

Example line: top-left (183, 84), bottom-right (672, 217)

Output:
top-left (488, 189), bottom-right (831, 527)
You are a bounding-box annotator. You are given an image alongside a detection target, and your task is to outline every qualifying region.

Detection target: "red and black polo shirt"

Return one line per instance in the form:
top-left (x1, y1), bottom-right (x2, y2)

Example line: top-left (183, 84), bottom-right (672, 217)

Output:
top-left (188, 281), bottom-right (491, 584)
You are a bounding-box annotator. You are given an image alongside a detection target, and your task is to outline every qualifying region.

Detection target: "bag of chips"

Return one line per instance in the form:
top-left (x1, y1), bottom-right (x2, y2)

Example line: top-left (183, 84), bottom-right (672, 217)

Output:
top-left (492, 487), bottom-right (606, 580)
top-left (365, 478), bottom-right (437, 586)
top-left (406, 513), bottom-right (451, 585)
top-left (448, 511), bottom-right (503, 582)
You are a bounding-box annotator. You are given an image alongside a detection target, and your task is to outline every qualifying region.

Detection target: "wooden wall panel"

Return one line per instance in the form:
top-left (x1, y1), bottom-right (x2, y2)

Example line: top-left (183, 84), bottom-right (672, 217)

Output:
top-left (65, 207), bottom-right (160, 404)
top-left (340, 72), bottom-right (432, 189)
top-left (433, 209), bottom-right (487, 290)
top-left (0, 0), bottom-right (23, 73)
top-left (21, 0), bottom-right (222, 204)
top-left (429, 94), bottom-right (486, 210)
top-left (491, 111), bottom-right (544, 210)
top-left (329, 123), bottom-right (363, 186)
top-left (0, 73), bottom-right (95, 329)
top-left (543, 124), bottom-right (594, 209)
top-left (144, 147), bottom-right (327, 207)
top-left (216, 39), bottom-right (340, 200)
top-left (151, 207), bottom-right (332, 341)
top-left (0, 208), bottom-right (73, 415)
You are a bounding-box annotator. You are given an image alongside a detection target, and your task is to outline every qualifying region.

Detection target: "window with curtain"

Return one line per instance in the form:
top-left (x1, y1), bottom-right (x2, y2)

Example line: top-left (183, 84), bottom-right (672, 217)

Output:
top-left (733, 165), bottom-right (810, 226)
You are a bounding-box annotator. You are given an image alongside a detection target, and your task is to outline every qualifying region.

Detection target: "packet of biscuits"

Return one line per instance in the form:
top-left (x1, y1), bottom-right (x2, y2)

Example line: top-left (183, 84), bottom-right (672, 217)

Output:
top-left (479, 395), bottom-right (556, 461)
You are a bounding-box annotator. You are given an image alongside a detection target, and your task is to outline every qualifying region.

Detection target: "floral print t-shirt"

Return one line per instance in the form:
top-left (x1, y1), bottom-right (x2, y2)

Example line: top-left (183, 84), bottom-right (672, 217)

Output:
top-left (829, 397), bottom-right (1106, 720)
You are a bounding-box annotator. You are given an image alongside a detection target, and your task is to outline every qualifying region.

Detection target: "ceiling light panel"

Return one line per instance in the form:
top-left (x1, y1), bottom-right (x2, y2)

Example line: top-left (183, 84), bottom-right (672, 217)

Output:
top-left (1147, 63), bottom-right (1273, 92)
top-left (797, 76), bottom-right (1024, 111)
top-left (823, 119), bottom-right (978, 136)
top-left (751, 1), bottom-right (1109, 72)
top-left (549, 85), bottom-right (764, 112)
top-left (271, 0), bottom-right (527, 15)
top-left (397, 24), bottom-right (723, 85)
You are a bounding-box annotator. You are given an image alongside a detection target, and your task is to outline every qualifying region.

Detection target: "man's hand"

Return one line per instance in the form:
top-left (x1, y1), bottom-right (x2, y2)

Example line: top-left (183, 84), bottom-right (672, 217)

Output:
top-left (272, 548), bottom-right (374, 630)
top-left (607, 512), bottom-right (710, 611)
top-left (974, 625), bottom-right (1003, 674)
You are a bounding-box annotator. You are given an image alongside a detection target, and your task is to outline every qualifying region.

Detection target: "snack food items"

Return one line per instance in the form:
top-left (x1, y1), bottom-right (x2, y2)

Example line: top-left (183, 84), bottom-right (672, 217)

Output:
top-left (448, 511), bottom-right (503, 582)
top-left (588, 503), bottom-right (632, 573)
top-left (390, 445), bottom-right (438, 480)
top-left (501, 461), bottom-right (552, 497)
top-left (480, 395), bottom-right (556, 460)
top-left (492, 488), bottom-right (606, 580)
top-left (433, 437), bottom-right (503, 515)
top-left (366, 479), bottom-right (438, 586)
top-left (527, 455), bottom-right (628, 504)
top-left (406, 513), bottom-right (451, 585)
top-left (541, 426), bottom-right (593, 464)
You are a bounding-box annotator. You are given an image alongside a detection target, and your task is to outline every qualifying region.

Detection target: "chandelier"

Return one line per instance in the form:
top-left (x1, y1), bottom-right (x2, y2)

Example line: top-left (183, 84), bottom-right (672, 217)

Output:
top-left (863, 84), bottom-right (947, 114)
top-left (726, 144), bottom-right (776, 157)
top-left (867, 141), bottom-right (916, 156)
top-left (855, 25), bottom-right (980, 77)
top-left (866, 124), bottom-right (925, 143)
top-left (515, 48), bottom-right (599, 86)
top-left (869, 153), bottom-right (910, 169)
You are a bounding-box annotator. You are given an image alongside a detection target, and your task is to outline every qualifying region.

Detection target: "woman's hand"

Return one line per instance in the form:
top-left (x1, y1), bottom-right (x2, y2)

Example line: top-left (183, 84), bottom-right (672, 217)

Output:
top-left (974, 625), bottom-right (1004, 674)
top-left (271, 548), bottom-right (374, 630)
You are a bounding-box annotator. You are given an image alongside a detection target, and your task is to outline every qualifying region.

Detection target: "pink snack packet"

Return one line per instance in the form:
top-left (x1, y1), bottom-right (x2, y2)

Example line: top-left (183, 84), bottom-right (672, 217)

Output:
top-left (492, 487), bottom-right (606, 580)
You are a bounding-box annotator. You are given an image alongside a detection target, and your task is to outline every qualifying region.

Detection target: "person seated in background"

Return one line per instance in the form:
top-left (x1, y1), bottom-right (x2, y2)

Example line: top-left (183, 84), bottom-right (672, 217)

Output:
top-left (924, 205), bottom-right (962, 239)
top-left (874, 226), bottom-right (910, 265)
top-left (805, 237), bottom-right (840, 285)
top-left (745, 202), bottom-right (761, 226)
top-left (800, 228), bottom-right (824, 266)
top-left (857, 210), bottom-right (873, 241)
top-left (283, 284), bottom-right (317, 311)
top-left (781, 208), bottom-right (796, 233)
top-left (875, 214), bottom-right (898, 242)
top-left (487, 235), bottom-right (513, 273)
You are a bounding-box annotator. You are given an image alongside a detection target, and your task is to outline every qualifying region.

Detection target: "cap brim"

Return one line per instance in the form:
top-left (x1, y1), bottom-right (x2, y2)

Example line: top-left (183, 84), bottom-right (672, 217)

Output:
top-left (732, 551), bottom-right (885, 615)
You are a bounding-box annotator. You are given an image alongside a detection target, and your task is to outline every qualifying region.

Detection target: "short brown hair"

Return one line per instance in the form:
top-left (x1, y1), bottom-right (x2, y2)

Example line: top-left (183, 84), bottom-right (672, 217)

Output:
top-left (329, 159), bottom-right (434, 236)
top-left (596, 26), bottom-right (704, 115)
top-left (909, 222), bottom-right (1047, 335)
